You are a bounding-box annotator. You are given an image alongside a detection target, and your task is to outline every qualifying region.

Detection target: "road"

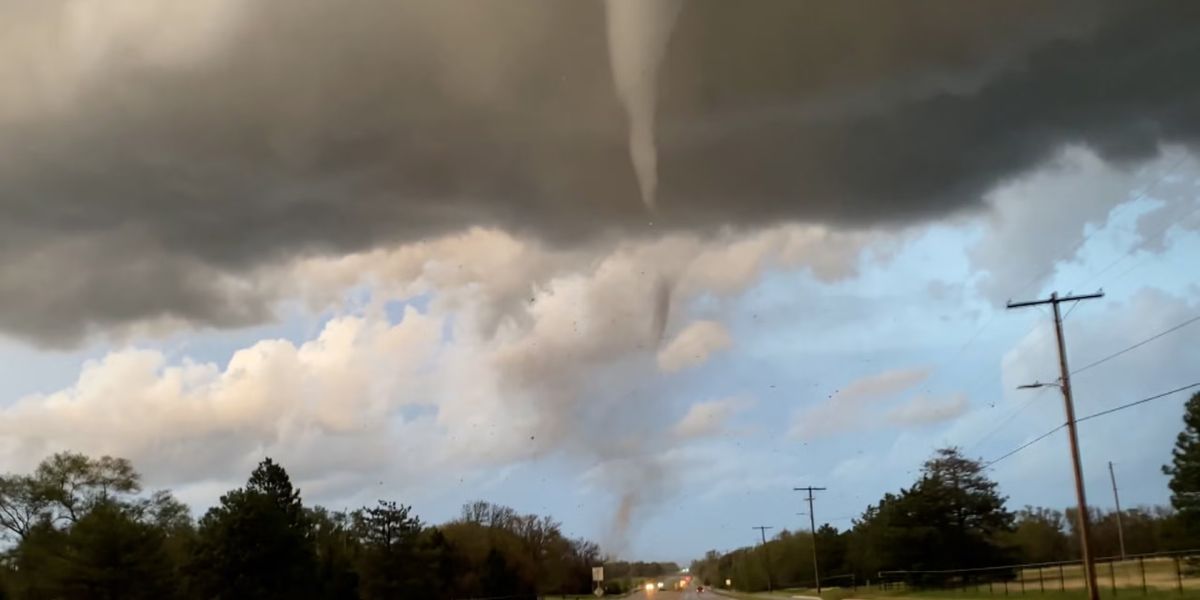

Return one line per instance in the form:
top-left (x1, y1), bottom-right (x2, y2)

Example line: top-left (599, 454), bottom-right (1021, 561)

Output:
top-left (624, 585), bottom-right (709, 600)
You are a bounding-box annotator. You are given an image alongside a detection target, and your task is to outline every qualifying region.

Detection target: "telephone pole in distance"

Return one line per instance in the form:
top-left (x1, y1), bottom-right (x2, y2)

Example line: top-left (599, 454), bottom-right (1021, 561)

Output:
top-left (1109, 461), bottom-right (1127, 560)
top-left (1008, 290), bottom-right (1103, 600)
top-left (753, 526), bottom-right (775, 592)
top-left (794, 486), bottom-right (827, 593)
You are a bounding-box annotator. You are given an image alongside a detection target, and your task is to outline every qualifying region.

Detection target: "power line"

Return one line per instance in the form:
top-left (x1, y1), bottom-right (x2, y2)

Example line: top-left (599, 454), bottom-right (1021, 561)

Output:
top-left (1031, 309), bottom-right (1200, 386)
top-left (1076, 382), bottom-right (1200, 424)
top-left (984, 424), bottom-right (1066, 469)
top-left (967, 387), bottom-right (1049, 454)
top-left (1062, 299), bottom-right (1084, 321)
top-left (983, 382), bottom-right (1200, 468)
top-left (1072, 314), bottom-right (1200, 376)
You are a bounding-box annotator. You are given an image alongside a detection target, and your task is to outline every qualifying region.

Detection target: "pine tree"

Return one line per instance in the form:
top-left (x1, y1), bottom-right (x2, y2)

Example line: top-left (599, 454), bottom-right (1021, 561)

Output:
top-left (1163, 392), bottom-right (1200, 535)
top-left (850, 447), bottom-right (1014, 578)
top-left (189, 458), bottom-right (317, 600)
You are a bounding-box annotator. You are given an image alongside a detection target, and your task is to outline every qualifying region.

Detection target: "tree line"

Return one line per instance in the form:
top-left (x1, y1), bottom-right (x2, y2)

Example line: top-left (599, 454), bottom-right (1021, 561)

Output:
top-left (691, 391), bottom-right (1200, 592)
top-left (0, 454), bottom-right (610, 599)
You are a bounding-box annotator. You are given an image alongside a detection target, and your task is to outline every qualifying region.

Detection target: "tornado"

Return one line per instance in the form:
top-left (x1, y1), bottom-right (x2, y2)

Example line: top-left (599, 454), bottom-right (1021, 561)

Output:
top-left (604, 0), bottom-right (683, 212)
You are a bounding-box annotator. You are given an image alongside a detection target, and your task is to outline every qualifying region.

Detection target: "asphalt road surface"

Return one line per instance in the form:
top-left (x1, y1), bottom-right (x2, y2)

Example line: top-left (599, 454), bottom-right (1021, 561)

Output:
top-left (625, 585), bottom-right (709, 600)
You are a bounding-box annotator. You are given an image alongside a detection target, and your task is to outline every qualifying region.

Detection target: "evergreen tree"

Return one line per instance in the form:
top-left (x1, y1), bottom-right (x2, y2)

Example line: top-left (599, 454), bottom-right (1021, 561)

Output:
top-left (1164, 392), bottom-right (1200, 538)
top-left (308, 507), bottom-right (359, 600)
top-left (848, 447), bottom-right (1014, 579)
top-left (354, 500), bottom-right (422, 599)
top-left (15, 502), bottom-right (177, 600)
top-left (188, 458), bottom-right (317, 600)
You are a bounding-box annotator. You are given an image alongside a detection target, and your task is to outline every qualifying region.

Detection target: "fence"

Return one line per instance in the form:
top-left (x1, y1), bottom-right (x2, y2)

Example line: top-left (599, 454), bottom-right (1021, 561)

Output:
top-left (878, 549), bottom-right (1200, 595)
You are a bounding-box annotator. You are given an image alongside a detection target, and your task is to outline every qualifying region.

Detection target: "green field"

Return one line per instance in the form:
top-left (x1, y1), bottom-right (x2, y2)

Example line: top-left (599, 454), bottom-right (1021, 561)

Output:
top-left (716, 588), bottom-right (1200, 600)
top-left (712, 558), bottom-right (1200, 600)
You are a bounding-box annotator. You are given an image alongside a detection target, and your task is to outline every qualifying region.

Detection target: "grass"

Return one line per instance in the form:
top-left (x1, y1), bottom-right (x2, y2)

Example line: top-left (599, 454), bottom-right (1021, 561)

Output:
top-left (1015, 558), bottom-right (1197, 592)
top-left (873, 590), bottom-right (1200, 600)
top-left (712, 574), bottom-right (1200, 600)
top-left (715, 589), bottom-right (1200, 600)
top-left (709, 558), bottom-right (1200, 600)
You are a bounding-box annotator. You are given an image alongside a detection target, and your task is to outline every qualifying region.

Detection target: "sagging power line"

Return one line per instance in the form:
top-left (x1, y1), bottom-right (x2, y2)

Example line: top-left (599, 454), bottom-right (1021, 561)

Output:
top-left (1071, 313), bottom-right (1200, 377)
top-left (984, 382), bottom-right (1200, 467)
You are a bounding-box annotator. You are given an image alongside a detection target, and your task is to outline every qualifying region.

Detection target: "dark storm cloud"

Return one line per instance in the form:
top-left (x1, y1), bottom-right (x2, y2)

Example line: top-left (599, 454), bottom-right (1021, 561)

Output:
top-left (1, 0), bottom-right (1198, 344)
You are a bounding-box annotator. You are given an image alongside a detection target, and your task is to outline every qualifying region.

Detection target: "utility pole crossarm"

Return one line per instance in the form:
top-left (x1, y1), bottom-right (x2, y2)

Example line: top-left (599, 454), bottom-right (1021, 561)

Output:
top-left (1007, 291), bottom-right (1104, 309)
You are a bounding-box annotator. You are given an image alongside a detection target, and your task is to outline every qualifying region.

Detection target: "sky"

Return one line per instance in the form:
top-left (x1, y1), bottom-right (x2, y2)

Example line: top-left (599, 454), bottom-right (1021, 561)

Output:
top-left (1, 0), bottom-right (1199, 565)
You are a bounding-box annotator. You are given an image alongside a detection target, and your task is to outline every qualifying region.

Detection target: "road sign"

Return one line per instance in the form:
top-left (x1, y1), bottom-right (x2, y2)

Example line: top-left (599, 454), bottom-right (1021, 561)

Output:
top-left (592, 566), bottom-right (604, 582)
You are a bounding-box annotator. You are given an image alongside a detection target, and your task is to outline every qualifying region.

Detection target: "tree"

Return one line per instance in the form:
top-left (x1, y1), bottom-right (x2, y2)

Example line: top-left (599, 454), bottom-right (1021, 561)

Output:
top-left (354, 500), bottom-right (423, 599)
top-left (815, 523), bottom-right (847, 578)
top-left (0, 453), bottom-right (141, 540)
top-left (845, 448), bottom-right (1014, 582)
top-left (910, 448), bottom-right (1014, 567)
top-left (1009, 507), bottom-right (1070, 563)
top-left (188, 458), bottom-right (317, 600)
top-left (481, 548), bottom-right (526, 597)
top-left (0, 475), bottom-right (49, 540)
top-left (15, 502), bottom-right (178, 600)
top-left (308, 507), bottom-right (359, 600)
top-left (1164, 392), bottom-right (1200, 539)
top-left (34, 453), bottom-right (140, 523)
top-left (419, 527), bottom-right (465, 600)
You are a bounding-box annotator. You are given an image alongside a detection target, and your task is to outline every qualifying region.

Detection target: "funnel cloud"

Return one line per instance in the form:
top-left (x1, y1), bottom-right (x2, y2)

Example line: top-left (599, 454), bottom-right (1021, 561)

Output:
top-left (605, 0), bottom-right (683, 211)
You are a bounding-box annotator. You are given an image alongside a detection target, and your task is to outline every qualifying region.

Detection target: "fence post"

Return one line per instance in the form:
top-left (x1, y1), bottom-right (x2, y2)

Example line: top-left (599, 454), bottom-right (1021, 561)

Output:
top-left (990, 580), bottom-right (994, 595)
top-left (1020, 568), bottom-right (1026, 594)
top-left (1059, 564), bottom-right (1066, 592)
top-left (1175, 556), bottom-right (1183, 594)
top-left (1139, 557), bottom-right (1146, 595)
top-left (1038, 566), bottom-right (1045, 593)
top-left (1109, 560), bottom-right (1117, 596)
top-left (1004, 578), bottom-right (1009, 595)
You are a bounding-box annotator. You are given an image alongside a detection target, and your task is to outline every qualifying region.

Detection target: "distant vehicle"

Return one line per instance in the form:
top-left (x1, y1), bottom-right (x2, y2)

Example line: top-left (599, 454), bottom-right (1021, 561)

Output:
top-left (697, 585), bottom-right (705, 592)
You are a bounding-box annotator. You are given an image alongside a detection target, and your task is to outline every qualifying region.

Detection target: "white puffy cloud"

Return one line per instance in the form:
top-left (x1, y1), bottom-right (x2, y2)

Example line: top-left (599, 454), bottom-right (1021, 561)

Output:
top-left (0, 309), bottom-right (445, 487)
top-left (656, 321), bottom-right (732, 373)
top-left (789, 367), bottom-right (932, 440)
top-left (887, 393), bottom-right (969, 426)
top-left (671, 397), bottom-right (751, 439)
top-left (0, 223), bottom-right (882, 531)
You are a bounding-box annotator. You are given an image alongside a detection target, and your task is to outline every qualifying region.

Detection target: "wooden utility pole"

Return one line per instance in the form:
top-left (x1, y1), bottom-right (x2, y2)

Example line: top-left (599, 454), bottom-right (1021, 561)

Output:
top-left (1008, 290), bottom-right (1103, 600)
top-left (1109, 461), bottom-right (1127, 560)
top-left (794, 486), bottom-right (827, 593)
top-left (753, 526), bottom-right (775, 592)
